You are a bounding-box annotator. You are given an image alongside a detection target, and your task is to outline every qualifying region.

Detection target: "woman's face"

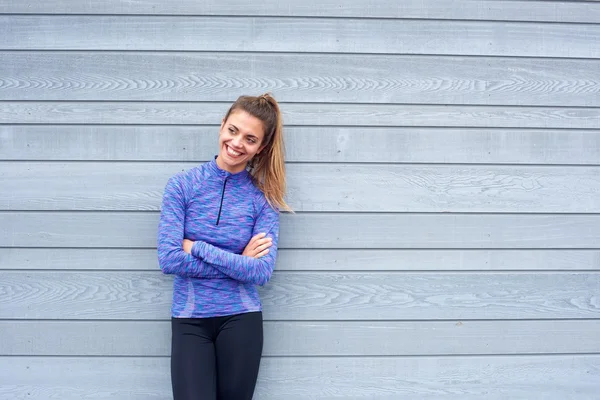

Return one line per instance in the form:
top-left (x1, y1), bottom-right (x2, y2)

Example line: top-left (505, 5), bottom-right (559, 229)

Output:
top-left (216, 110), bottom-right (266, 174)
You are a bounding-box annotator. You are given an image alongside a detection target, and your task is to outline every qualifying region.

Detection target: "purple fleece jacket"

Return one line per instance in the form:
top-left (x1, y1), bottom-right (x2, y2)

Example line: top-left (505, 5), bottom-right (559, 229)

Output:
top-left (157, 158), bottom-right (279, 318)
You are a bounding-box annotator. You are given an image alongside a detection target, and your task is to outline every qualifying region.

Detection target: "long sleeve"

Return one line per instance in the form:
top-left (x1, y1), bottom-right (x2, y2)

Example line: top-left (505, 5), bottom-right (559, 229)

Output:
top-left (191, 198), bottom-right (279, 286)
top-left (157, 175), bottom-right (228, 279)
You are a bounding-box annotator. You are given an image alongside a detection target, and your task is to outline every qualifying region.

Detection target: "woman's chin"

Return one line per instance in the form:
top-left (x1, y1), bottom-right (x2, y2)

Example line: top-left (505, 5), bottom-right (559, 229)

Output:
top-left (218, 153), bottom-right (248, 173)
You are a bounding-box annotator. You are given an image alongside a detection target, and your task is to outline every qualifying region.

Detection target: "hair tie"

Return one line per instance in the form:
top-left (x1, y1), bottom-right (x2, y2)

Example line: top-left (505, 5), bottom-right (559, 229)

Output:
top-left (259, 93), bottom-right (273, 104)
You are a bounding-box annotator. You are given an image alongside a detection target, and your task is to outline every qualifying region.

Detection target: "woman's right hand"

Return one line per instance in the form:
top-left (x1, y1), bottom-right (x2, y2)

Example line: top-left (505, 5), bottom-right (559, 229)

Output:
top-left (243, 233), bottom-right (273, 258)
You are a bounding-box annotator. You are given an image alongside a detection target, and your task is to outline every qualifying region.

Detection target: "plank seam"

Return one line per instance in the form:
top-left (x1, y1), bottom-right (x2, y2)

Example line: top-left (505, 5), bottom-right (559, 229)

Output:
top-left (1, 13), bottom-right (600, 24)
top-left (3, 269), bottom-right (600, 274)
top-left (3, 160), bottom-right (600, 168)
top-left (2, 318), bottom-right (600, 322)
top-left (2, 100), bottom-right (600, 110)
top-left (3, 211), bottom-right (600, 216)
top-left (5, 247), bottom-right (600, 250)
top-left (1, 353), bottom-right (599, 359)
top-left (1, 49), bottom-right (600, 60)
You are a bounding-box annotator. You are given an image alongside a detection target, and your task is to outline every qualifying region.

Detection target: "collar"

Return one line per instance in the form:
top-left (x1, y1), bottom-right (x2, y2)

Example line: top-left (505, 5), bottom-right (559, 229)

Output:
top-left (207, 156), bottom-right (250, 182)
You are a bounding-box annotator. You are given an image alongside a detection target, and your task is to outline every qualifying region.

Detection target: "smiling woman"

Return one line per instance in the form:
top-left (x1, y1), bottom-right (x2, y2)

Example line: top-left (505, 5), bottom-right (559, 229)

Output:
top-left (218, 109), bottom-right (265, 172)
top-left (218, 94), bottom-right (290, 211)
top-left (156, 93), bottom-right (291, 400)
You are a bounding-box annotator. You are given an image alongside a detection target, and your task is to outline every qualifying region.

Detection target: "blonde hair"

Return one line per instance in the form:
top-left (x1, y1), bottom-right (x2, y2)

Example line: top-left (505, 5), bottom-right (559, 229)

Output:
top-left (223, 93), bottom-right (292, 212)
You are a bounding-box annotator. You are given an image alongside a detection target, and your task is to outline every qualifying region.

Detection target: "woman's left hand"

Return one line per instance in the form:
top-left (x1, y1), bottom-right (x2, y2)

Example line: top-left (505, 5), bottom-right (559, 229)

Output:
top-left (182, 239), bottom-right (194, 254)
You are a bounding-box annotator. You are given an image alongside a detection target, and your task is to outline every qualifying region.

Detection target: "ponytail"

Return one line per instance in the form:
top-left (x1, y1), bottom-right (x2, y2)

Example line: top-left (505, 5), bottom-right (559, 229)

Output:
top-left (224, 93), bottom-right (292, 212)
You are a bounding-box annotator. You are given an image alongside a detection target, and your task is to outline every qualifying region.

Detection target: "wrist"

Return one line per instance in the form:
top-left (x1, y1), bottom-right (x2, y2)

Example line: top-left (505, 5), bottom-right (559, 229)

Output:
top-left (191, 240), bottom-right (206, 258)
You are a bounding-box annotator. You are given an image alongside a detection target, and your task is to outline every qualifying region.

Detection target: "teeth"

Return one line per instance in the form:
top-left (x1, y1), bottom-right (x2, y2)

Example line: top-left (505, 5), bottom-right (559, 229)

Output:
top-left (227, 146), bottom-right (242, 156)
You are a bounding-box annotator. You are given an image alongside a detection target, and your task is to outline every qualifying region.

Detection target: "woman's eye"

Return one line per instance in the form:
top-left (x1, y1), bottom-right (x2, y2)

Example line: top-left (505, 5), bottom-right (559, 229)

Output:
top-left (228, 128), bottom-right (235, 134)
top-left (248, 138), bottom-right (256, 144)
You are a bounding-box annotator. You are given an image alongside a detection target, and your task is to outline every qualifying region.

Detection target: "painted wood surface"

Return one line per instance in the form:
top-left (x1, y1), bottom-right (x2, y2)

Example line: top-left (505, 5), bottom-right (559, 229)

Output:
top-left (3, 102), bottom-right (600, 128)
top-left (2, 270), bottom-right (599, 320)
top-left (1, 53), bottom-right (599, 106)
top-left (2, 126), bottom-right (600, 165)
top-left (1, 0), bottom-right (599, 23)
top-left (1, 356), bottom-right (599, 399)
top-left (2, 1), bottom-right (599, 398)
top-left (3, 320), bottom-right (600, 356)
top-left (3, 248), bottom-right (599, 271)
top-left (3, 162), bottom-right (600, 212)
top-left (3, 212), bottom-right (600, 249)
top-left (3, 16), bottom-right (600, 58)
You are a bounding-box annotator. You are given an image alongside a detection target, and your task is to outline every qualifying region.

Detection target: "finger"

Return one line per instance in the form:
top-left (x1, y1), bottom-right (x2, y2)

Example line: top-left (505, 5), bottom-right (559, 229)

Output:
top-left (252, 249), bottom-right (267, 258)
top-left (256, 237), bottom-right (273, 246)
top-left (249, 245), bottom-right (263, 257)
top-left (255, 249), bottom-right (270, 258)
top-left (248, 233), bottom-right (266, 247)
top-left (255, 242), bottom-right (273, 252)
top-left (249, 240), bottom-right (270, 253)
top-left (253, 233), bottom-right (267, 241)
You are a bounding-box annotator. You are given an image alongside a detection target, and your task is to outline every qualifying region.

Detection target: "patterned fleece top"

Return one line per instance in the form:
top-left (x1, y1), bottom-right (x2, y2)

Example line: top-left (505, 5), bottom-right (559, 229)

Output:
top-left (157, 158), bottom-right (279, 318)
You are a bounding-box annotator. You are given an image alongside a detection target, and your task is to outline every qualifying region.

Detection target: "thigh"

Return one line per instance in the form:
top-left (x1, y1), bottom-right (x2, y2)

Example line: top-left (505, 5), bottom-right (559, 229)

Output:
top-left (215, 312), bottom-right (264, 400)
top-left (171, 318), bottom-right (217, 400)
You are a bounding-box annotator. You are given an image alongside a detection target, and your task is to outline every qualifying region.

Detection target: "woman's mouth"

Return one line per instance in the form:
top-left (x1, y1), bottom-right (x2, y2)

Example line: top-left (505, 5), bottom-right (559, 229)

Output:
top-left (226, 145), bottom-right (243, 158)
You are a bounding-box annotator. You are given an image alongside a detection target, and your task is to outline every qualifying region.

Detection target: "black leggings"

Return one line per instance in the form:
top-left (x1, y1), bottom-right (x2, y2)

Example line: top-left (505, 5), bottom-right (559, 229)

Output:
top-left (171, 312), bottom-right (263, 400)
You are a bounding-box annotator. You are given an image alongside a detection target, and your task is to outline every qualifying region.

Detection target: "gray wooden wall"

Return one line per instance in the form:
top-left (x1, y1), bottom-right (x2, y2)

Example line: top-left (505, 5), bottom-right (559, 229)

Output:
top-left (1, 1), bottom-right (599, 398)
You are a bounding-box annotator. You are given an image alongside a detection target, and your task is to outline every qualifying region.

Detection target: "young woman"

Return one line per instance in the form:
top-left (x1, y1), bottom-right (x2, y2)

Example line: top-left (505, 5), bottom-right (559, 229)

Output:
top-left (157, 93), bottom-right (290, 400)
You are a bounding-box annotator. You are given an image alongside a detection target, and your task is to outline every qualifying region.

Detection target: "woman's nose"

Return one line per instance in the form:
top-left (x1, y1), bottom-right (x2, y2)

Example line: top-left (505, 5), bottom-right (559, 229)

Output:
top-left (231, 137), bottom-right (242, 147)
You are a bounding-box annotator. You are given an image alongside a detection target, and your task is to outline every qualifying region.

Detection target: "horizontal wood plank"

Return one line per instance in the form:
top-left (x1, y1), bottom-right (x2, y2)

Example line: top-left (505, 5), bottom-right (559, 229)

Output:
top-left (2, 126), bottom-right (600, 165)
top-left (1, 53), bottom-right (599, 106)
top-left (2, 320), bottom-right (600, 356)
top-left (3, 16), bottom-right (600, 58)
top-left (1, 356), bottom-right (598, 399)
top-left (3, 212), bottom-right (600, 249)
top-left (1, 0), bottom-right (599, 23)
top-left (3, 248), bottom-right (599, 271)
top-left (3, 162), bottom-right (600, 213)
top-left (1, 271), bottom-right (598, 320)
top-left (2, 102), bottom-right (600, 129)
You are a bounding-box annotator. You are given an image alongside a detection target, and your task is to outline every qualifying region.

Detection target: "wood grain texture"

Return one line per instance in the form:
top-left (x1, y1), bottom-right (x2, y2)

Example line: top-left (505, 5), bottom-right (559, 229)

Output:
top-left (3, 102), bottom-right (599, 128)
top-left (1, 0), bottom-right (599, 23)
top-left (2, 0), bottom-right (599, 397)
top-left (2, 126), bottom-right (600, 165)
top-left (3, 162), bottom-right (600, 213)
top-left (3, 248), bottom-right (599, 271)
top-left (1, 271), bottom-right (598, 320)
top-left (1, 356), bottom-right (599, 399)
top-left (3, 16), bottom-right (600, 58)
top-left (3, 320), bottom-right (600, 356)
top-left (1, 53), bottom-right (599, 106)
top-left (3, 212), bottom-right (600, 249)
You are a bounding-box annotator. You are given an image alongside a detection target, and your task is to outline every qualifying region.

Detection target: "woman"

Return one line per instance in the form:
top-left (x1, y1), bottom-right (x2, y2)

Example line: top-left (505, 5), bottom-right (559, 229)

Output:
top-left (157, 93), bottom-right (291, 400)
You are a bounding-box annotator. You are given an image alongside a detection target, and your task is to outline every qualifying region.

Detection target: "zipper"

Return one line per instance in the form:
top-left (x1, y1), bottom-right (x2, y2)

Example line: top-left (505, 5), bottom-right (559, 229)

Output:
top-left (215, 177), bottom-right (228, 225)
